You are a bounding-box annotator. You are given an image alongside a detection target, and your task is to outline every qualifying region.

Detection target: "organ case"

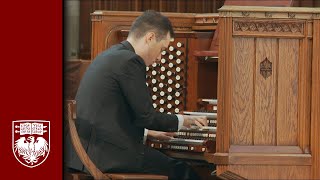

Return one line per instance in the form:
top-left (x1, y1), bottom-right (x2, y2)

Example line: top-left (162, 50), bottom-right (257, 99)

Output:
top-left (211, 6), bottom-right (320, 179)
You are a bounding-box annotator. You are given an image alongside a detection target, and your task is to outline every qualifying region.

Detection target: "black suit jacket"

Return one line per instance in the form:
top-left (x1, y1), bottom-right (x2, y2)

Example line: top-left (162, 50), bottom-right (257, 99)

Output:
top-left (65, 41), bottom-right (179, 173)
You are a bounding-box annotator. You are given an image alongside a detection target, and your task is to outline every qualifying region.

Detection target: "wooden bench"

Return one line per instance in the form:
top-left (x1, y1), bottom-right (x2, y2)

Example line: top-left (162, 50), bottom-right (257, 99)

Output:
top-left (65, 100), bottom-right (168, 180)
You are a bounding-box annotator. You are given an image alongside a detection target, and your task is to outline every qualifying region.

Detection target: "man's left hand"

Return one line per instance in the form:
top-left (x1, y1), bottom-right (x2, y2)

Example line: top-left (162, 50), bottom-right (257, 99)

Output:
top-left (147, 130), bottom-right (176, 141)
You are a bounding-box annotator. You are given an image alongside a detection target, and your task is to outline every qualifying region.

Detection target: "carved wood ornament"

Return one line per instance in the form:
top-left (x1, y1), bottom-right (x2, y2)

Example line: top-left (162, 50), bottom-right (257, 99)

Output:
top-left (234, 21), bottom-right (303, 33)
top-left (260, 57), bottom-right (272, 79)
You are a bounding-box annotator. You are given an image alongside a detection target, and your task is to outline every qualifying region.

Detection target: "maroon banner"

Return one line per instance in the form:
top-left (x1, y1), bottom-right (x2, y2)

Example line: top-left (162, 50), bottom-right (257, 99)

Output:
top-left (0, 0), bottom-right (62, 179)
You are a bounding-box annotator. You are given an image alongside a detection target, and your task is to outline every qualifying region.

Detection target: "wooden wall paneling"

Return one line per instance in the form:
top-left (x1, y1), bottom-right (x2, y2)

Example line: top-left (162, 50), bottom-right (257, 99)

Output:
top-left (116, 0), bottom-right (130, 11)
top-left (159, 0), bottom-right (166, 12)
top-left (176, 0), bottom-right (186, 13)
top-left (134, 0), bottom-right (142, 11)
top-left (212, 0), bottom-right (217, 13)
top-left (288, 0), bottom-right (317, 7)
top-left (167, 0), bottom-right (178, 12)
top-left (112, 0), bottom-right (119, 10)
top-left (186, 0), bottom-right (195, 13)
top-left (202, 0), bottom-right (210, 13)
top-left (299, 0), bottom-right (315, 7)
top-left (149, 0), bottom-right (160, 11)
top-left (254, 38), bottom-right (277, 145)
top-left (142, 0), bottom-right (152, 11)
top-left (100, 0), bottom-right (108, 10)
top-left (93, 0), bottom-right (102, 10)
top-left (277, 39), bottom-right (299, 145)
top-left (231, 37), bottom-right (254, 145)
top-left (311, 19), bottom-right (320, 180)
top-left (194, 0), bottom-right (203, 13)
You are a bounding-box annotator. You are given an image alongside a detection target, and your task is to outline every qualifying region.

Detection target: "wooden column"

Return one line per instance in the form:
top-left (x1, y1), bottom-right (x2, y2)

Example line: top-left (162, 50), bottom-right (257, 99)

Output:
top-left (311, 18), bottom-right (320, 180)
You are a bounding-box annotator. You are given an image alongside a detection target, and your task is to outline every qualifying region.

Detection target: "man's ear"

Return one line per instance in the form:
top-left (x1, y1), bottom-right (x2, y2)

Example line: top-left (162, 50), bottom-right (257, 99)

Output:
top-left (145, 32), bottom-right (156, 43)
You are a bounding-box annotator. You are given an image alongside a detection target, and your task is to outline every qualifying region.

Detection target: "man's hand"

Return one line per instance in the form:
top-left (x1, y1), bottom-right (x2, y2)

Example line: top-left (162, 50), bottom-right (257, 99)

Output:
top-left (147, 130), bottom-right (176, 141)
top-left (182, 115), bottom-right (207, 128)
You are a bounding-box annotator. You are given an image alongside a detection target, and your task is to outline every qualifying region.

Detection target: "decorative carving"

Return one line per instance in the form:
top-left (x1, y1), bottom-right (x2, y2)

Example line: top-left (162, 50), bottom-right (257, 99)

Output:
top-left (173, 26), bottom-right (192, 31)
top-left (91, 15), bottom-right (102, 21)
top-left (172, 23), bottom-right (194, 31)
top-left (265, 12), bottom-right (272, 18)
top-left (202, 18), bottom-right (207, 23)
top-left (212, 17), bottom-right (219, 23)
top-left (260, 58), bottom-right (272, 79)
top-left (288, 13), bottom-right (296, 18)
top-left (242, 12), bottom-right (250, 17)
top-left (312, 13), bottom-right (320, 19)
top-left (234, 21), bottom-right (304, 33)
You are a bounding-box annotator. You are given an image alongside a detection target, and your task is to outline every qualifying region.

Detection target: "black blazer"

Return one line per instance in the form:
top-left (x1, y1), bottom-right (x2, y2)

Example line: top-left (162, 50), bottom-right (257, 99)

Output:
top-left (65, 41), bottom-right (179, 173)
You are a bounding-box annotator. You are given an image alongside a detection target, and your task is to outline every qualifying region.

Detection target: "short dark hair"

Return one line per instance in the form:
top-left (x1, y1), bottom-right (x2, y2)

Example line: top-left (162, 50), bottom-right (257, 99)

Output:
top-left (128, 10), bottom-right (174, 41)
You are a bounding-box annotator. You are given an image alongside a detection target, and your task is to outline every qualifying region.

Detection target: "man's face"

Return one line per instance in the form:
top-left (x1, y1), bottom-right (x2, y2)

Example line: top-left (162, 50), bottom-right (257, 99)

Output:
top-left (145, 32), bottom-right (171, 66)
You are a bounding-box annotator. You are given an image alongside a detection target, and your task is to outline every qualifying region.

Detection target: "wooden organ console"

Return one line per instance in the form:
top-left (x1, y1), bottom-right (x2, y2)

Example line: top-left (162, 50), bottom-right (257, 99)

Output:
top-left (86, 1), bottom-right (319, 179)
top-left (91, 11), bottom-right (219, 160)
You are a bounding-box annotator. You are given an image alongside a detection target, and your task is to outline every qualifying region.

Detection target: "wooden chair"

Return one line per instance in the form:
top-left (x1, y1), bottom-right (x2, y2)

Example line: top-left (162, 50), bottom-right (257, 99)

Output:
top-left (65, 100), bottom-right (168, 180)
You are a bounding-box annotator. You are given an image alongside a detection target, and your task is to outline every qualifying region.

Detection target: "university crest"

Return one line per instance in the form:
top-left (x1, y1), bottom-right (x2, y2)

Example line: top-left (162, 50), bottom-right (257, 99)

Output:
top-left (12, 120), bottom-right (50, 168)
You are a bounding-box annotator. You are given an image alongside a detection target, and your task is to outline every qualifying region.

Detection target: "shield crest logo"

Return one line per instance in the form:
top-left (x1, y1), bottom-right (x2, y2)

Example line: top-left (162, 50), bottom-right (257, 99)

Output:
top-left (12, 120), bottom-right (50, 168)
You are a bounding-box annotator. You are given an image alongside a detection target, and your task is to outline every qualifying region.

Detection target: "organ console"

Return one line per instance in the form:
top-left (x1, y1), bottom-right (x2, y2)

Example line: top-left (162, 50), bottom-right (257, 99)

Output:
top-left (89, 9), bottom-right (219, 179)
top-left (67, 0), bottom-right (319, 179)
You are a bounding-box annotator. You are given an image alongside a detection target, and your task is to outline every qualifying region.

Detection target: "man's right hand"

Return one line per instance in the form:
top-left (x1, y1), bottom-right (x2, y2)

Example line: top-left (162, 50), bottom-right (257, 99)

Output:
top-left (182, 115), bottom-right (207, 128)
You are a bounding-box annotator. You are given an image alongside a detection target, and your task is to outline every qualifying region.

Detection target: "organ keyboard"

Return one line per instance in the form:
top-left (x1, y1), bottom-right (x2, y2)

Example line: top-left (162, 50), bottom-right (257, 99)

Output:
top-left (146, 109), bottom-right (217, 154)
top-left (147, 138), bottom-right (215, 153)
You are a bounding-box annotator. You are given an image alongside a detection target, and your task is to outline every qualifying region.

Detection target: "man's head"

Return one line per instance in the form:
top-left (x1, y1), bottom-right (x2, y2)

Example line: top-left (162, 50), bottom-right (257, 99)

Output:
top-left (127, 10), bottom-right (175, 66)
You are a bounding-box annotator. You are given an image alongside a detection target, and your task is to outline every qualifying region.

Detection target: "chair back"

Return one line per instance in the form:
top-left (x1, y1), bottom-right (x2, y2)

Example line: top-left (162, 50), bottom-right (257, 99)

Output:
top-left (66, 100), bottom-right (111, 180)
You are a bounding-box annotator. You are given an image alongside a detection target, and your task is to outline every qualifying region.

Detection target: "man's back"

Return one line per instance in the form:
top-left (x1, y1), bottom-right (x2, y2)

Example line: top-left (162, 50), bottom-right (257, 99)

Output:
top-left (66, 41), bottom-right (178, 173)
top-left (67, 42), bottom-right (146, 172)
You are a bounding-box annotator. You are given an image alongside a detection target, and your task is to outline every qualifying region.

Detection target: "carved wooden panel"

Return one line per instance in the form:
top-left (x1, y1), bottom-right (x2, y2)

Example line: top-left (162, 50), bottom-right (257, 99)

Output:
top-left (255, 38), bottom-right (277, 145)
top-left (214, 6), bottom-right (320, 179)
top-left (232, 37), bottom-right (300, 146)
top-left (233, 20), bottom-right (305, 37)
top-left (231, 37), bottom-right (254, 145)
top-left (277, 39), bottom-right (299, 145)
